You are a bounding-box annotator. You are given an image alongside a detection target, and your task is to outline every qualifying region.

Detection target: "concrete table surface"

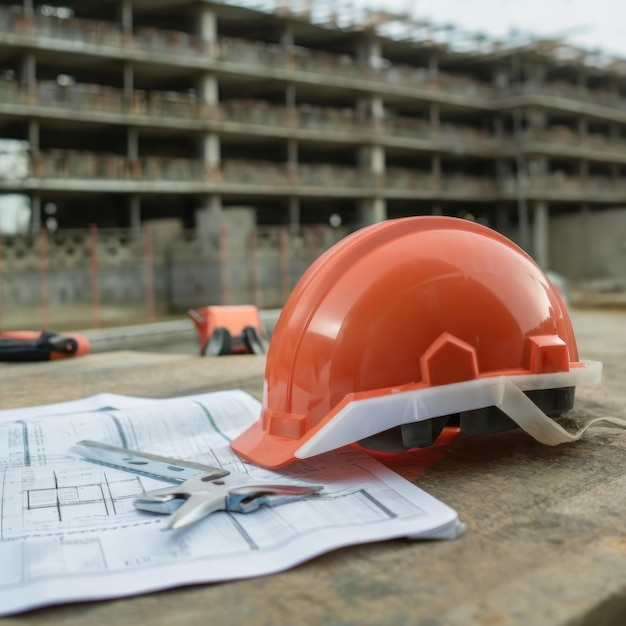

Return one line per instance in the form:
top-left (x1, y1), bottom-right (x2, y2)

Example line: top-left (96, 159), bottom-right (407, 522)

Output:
top-left (0, 309), bottom-right (625, 626)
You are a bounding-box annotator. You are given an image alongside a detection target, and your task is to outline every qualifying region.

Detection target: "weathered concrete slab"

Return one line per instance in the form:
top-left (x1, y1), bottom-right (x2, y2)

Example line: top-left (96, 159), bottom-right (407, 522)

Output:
top-left (0, 309), bottom-right (625, 626)
top-left (0, 352), bottom-right (266, 406)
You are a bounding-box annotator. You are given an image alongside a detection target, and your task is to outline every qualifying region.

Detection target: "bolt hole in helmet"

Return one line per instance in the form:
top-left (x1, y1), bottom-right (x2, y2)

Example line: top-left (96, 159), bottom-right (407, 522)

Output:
top-left (231, 216), bottom-right (602, 469)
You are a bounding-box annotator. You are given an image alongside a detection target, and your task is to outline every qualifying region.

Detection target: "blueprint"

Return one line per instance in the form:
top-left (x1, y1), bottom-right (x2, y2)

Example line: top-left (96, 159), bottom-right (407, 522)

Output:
top-left (0, 390), bottom-right (461, 616)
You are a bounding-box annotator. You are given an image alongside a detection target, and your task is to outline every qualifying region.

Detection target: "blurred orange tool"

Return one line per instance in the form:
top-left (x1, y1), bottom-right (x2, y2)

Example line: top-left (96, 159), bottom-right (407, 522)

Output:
top-left (0, 330), bottom-right (90, 362)
top-left (187, 305), bottom-right (266, 356)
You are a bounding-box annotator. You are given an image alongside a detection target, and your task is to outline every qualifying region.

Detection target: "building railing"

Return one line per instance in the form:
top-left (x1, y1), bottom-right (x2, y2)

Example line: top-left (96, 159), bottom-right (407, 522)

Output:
top-left (0, 7), bottom-right (493, 106)
top-left (9, 79), bottom-right (626, 158)
top-left (0, 79), bottom-right (500, 151)
top-left (1, 150), bottom-right (500, 197)
top-left (5, 77), bottom-right (626, 160)
top-left (217, 36), bottom-right (494, 99)
top-left (4, 8), bottom-right (626, 116)
top-left (0, 150), bottom-right (621, 199)
top-left (511, 82), bottom-right (626, 113)
top-left (27, 151), bottom-right (211, 181)
top-left (499, 172), bottom-right (626, 196)
top-left (520, 128), bottom-right (626, 154)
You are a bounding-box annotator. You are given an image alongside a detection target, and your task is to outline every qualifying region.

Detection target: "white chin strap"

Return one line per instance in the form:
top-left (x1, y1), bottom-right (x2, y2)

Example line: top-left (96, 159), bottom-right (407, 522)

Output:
top-left (295, 361), bottom-right (626, 459)
top-left (492, 377), bottom-right (626, 445)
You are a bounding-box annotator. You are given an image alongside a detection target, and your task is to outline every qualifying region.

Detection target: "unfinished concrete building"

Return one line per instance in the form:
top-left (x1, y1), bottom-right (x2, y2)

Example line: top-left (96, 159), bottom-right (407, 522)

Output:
top-left (0, 0), bottom-right (625, 285)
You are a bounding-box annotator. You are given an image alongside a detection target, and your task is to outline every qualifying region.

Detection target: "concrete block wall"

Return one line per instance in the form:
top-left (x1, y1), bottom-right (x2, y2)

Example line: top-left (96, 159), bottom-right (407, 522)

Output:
top-left (550, 208), bottom-right (626, 288)
top-left (169, 223), bottom-right (347, 311)
top-left (2, 210), bottom-right (625, 330)
top-left (0, 222), bottom-right (347, 329)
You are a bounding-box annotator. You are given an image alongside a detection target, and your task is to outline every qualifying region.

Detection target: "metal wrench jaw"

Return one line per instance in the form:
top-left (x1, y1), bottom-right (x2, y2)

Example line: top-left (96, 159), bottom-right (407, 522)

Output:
top-left (161, 484), bottom-right (323, 529)
top-left (164, 493), bottom-right (229, 530)
top-left (133, 492), bottom-right (185, 515)
top-left (226, 484), bottom-right (323, 514)
top-left (133, 473), bottom-right (233, 529)
top-left (134, 477), bottom-right (323, 529)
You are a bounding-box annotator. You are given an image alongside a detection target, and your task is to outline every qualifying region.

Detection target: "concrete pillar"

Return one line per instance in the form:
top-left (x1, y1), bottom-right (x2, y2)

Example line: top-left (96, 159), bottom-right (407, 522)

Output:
top-left (127, 127), bottom-right (138, 160)
top-left (130, 194), bottom-right (141, 232)
top-left (357, 35), bottom-right (383, 70)
top-left (356, 95), bottom-right (383, 121)
top-left (281, 24), bottom-right (295, 49)
top-left (123, 62), bottom-right (134, 104)
top-left (197, 73), bottom-right (219, 177)
top-left (526, 108), bottom-right (547, 130)
top-left (197, 6), bottom-right (217, 44)
top-left (430, 103), bottom-right (440, 132)
top-left (286, 139), bottom-right (298, 166)
top-left (196, 194), bottom-right (223, 247)
top-left (287, 139), bottom-right (300, 190)
top-left (198, 73), bottom-right (218, 106)
top-left (512, 105), bottom-right (529, 251)
top-left (355, 96), bottom-right (386, 240)
top-left (201, 133), bottom-right (220, 168)
top-left (23, 0), bottom-right (34, 15)
top-left (196, 0), bottom-right (218, 146)
top-left (580, 203), bottom-right (591, 278)
top-left (285, 83), bottom-right (296, 108)
top-left (496, 205), bottom-right (509, 234)
top-left (358, 145), bottom-right (385, 174)
top-left (28, 120), bottom-right (39, 151)
top-left (195, 6), bottom-right (220, 178)
top-left (494, 114), bottom-right (504, 140)
top-left (428, 53), bottom-right (439, 77)
top-left (495, 159), bottom-right (509, 180)
top-left (357, 142), bottom-right (386, 225)
top-left (30, 194), bottom-right (41, 231)
top-left (120, 0), bottom-right (133, 33)
top-left (370, 94), bottom-right (384, 121)
top-left (357, 197), bottom-right (386, 227)
top-left (518, 197), bottom-right (530, 253)
top-left (288, 196), bottom-right (300, 231)
top-left (353, 34), bottom-right (387, 228)
top-left (528, 156), bottom-right (548, 178)
top-left (527, 62), bottom-right (546, 86)
top-left (533, 201), bottom-right (549, 269)
top-left (578, 118), bottom-right (588, 141)
top-left (579, 159), bottom-right (589, 186)
top-left (431, 154), bottom-right (441, 178)
top-left (20, 53), bottom-right (36, 88)
top-left (432, 204), bottom-right (443, 216)
top-left (493, 68), bottom-right (510, 90)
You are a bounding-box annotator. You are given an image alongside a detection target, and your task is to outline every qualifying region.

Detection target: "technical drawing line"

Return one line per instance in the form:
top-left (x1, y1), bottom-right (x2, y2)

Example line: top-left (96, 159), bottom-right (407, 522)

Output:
top-left (193, 401), bottom-right (232, 443)
top-left (15, 422), bottom-right (29, 466)
top-left (359, 489), bottom-right (397, 519)
top-left (105, 413), bottom-right (129, 448)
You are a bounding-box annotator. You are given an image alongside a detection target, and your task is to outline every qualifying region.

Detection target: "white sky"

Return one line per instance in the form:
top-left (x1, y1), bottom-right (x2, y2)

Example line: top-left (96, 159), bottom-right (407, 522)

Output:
top-left (360, 0), bottom-right (626, 58)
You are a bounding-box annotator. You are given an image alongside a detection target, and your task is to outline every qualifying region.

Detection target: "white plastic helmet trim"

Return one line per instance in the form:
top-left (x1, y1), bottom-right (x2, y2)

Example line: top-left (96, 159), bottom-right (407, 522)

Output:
top-left (294, 361), bottom-right (604, 459)
top-left (498, 374), bottom-right (626, 445)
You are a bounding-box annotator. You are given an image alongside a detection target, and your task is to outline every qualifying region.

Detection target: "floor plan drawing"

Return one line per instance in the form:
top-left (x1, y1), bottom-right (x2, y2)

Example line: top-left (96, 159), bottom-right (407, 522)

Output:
top-left (1, 464), bottom-right (161, 539)
top-left (0, 391), bottom-right (460, 616)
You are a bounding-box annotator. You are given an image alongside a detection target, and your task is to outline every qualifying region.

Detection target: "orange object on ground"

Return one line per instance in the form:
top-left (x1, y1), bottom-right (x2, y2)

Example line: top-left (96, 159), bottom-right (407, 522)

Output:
top-left (0, 330), bottom-right (90, 362)
top-left (188, 305), bottom-right (266, 356)
top-left (231, 216), bottom-right (600, 469)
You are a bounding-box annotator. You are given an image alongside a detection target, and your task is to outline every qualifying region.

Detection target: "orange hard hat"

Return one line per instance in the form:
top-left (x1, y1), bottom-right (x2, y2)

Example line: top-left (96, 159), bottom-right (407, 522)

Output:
top-left (231, 216), bottom-right (601, 468)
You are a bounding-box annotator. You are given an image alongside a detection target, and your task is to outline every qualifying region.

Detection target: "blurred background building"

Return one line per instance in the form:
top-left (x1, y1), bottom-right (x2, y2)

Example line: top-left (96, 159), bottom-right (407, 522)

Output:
top-left (0, 0), bottom-right (625, 327)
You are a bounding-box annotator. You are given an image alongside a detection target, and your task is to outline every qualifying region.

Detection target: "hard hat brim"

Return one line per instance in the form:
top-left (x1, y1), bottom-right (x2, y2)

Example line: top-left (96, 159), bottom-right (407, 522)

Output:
top-left (232, 361), bottom-right (602, 468)
top-left (231, 418), bottom-right (309, 469)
